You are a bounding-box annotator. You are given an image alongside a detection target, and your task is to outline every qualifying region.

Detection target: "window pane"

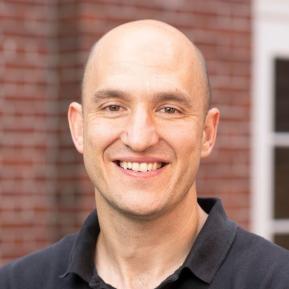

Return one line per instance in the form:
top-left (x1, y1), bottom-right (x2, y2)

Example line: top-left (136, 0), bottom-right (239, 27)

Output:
top-left (274, 234), bottom-right (289, 250)
top-left (274, 147), bottom-right (289, 219)
top-left (274, 58), bottom-right (289, 132)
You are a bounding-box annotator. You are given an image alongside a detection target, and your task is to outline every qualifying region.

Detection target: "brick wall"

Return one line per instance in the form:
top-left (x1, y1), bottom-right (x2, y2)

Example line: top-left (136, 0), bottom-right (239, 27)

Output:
top-left (0, 0), bottom-right (251, 265)
top-left (1, 0), bottom-right (59, 263)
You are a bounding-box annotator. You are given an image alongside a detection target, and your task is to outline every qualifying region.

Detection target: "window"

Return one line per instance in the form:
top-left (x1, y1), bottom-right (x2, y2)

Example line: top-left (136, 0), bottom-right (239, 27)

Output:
top-left (252, 0), bottom-right (289, 249)
top-left (272, 59), bottom-right (289, 248)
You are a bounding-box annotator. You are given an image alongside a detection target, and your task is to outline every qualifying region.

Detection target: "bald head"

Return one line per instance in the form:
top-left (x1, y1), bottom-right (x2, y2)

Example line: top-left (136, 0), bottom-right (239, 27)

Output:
top-left (82, 20), bottom-right (211, 111)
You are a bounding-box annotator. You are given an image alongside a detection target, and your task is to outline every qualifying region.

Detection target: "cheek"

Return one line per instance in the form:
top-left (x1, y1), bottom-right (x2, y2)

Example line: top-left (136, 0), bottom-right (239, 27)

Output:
top-left (84, 119), bottom-right (123, 151)
top-left (83, 120), bottom-right (122, 183)
top-left (161, 122), bottom-right (203, 155)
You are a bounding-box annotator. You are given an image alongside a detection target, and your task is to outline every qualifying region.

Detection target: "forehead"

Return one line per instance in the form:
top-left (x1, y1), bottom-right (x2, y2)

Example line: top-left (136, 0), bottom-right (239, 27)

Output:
top-left (101, 28), bottom-right (188, 68)
top-left (83, 25), bottom-right (207, 106)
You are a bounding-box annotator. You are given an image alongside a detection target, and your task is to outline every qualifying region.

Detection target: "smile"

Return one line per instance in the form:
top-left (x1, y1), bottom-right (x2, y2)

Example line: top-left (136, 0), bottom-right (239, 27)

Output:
top-left (118, 161), bottom-right (165, 172)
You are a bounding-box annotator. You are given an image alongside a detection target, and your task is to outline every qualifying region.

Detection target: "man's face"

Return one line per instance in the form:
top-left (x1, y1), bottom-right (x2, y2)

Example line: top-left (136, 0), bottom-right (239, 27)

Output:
top-left (69, 26), bottom-right (218, 219)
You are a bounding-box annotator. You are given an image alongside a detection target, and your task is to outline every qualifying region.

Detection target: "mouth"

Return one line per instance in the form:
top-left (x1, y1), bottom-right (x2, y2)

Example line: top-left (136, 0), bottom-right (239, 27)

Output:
top-left (115, 161), bottom-right (167, 173)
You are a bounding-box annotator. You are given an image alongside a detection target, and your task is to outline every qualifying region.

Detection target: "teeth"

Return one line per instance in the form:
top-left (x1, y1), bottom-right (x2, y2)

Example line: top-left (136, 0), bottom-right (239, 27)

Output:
top-left (148, 163), bottom-right (153, 171)
top-left (132, 163), bottom-right (139, 171)
top-left (119, 161), bottom-right (163, 172)
top-left (139, 163), bottom-right (147, 172)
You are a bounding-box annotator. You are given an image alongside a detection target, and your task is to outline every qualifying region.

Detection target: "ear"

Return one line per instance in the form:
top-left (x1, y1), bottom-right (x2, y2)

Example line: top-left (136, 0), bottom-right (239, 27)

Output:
top-left (68, 102), bottom-right (84, 154)
top-left (201, 107), bottom-right (220, 158)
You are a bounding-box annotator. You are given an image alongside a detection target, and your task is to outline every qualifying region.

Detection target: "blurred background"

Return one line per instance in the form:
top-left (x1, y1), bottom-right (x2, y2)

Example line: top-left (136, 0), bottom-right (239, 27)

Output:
top-left (1, 0), bottom-right (289, 265)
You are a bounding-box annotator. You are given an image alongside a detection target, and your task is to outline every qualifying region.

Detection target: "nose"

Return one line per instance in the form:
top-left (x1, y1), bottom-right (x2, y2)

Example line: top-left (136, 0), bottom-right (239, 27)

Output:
top-left (120, 107), bottom-right (159, 152)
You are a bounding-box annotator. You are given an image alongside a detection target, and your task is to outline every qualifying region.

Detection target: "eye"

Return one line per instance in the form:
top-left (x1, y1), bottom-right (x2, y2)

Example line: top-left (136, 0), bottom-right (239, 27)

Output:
top-left (104, 104), bottom-right (123, 112)
top-left (159, 106), bottom-right (179, 114)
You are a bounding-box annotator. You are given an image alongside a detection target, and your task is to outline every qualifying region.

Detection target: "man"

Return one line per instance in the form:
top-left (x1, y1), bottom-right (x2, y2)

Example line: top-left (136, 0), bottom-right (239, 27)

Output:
top-left (0, 19), bottom-right (289, 289)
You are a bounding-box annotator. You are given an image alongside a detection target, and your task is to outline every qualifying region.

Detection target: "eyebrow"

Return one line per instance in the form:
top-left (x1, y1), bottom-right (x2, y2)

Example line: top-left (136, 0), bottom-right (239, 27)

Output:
top-left (93, 88), bottom-right (193, 106)
top-left (152, 91), bottom-right (193, 106)
top-left (93, 89), bottom-right (130, 102)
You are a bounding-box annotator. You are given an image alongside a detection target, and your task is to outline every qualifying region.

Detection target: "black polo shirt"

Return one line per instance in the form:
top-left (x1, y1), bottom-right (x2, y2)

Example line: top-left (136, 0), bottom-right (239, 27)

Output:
top-left (1, 198), bottom-right (289, 289)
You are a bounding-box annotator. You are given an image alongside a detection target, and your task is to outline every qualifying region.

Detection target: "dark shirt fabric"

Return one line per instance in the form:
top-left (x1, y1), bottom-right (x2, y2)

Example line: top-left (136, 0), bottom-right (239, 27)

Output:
top-left (1, 198), bottom-right (289, 289)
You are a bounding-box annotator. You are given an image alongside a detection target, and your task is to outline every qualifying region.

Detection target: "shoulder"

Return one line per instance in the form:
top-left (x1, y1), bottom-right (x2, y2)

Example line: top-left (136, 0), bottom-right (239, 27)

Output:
top-left (225, 226), bottom-right (289, 286)
top-left (235, 227), bottom-right (289, 264)
top-left (0, 233), bottom-right (76, 289)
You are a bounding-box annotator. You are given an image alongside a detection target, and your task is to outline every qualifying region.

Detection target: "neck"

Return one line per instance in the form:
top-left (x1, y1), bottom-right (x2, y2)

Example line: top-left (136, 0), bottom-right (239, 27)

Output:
top-left (95, 193), bottom-right (207, 289)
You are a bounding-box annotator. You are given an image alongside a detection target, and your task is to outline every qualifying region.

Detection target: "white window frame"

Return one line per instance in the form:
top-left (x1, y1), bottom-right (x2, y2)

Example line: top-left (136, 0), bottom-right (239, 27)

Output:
top-left (252, 0), bottom-right (289, 240)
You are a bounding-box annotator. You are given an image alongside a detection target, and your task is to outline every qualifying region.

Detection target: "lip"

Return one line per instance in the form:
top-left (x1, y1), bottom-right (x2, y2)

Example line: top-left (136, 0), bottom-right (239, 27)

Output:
top-left (114, 156), bottom-right (170, 163)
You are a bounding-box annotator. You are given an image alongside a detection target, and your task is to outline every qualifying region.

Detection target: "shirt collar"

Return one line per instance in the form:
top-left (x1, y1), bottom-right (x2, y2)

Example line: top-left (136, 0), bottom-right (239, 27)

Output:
top-left (61, 198), bottom-right (237, 285)
top-left (182, 198), bottom-right (237, 283)
top-left (61, 209), bottom-right (100, 283)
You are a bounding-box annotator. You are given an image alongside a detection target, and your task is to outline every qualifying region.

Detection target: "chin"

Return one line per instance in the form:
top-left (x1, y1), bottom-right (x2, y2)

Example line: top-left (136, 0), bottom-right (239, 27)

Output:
top-left (97, 187), bottom-right (173, 220)
top-left (112, 199), bottom-right (168, 220)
